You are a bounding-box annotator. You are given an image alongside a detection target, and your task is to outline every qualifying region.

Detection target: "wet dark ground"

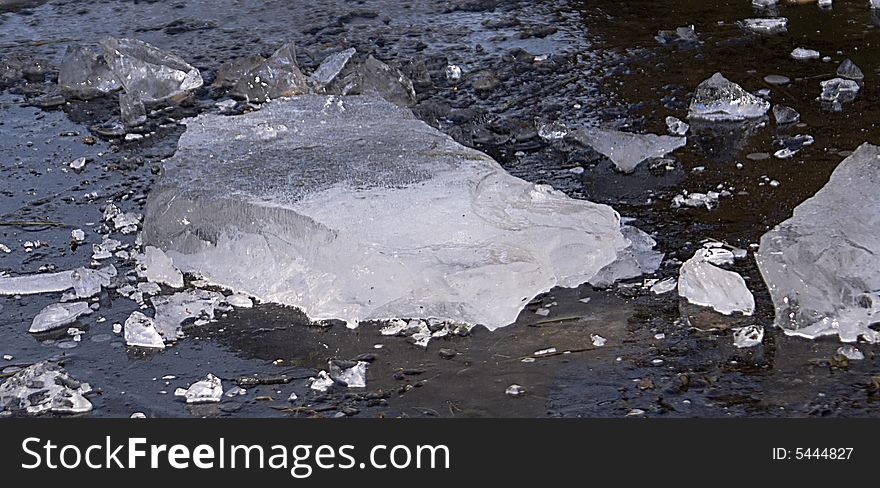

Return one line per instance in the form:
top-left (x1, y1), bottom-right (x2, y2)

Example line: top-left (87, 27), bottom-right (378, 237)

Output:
top-left (1, 0), bottom-right (879, 417)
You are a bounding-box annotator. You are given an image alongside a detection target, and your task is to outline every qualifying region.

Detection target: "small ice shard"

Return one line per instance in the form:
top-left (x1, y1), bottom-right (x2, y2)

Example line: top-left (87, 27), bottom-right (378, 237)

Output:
top-left (138, 246), bottom-right (184, 288)
top-left (311, 48), bottom-right (356, 87)
top-left (791, 48), bottom-right (820, 60)
top-left (445, 64), bottom-right (462, 81)
top-left (92, 237), bottom-right (121, 260)
top-left (120, 91), bottom-right (147, 127)
top-left (505, 384), bottom-right (525, 397)
top-left (354, 55), bottom-right (416, 108)
top-left (225, 386), bottom-right (246, 397)
top-left (772, 104), bottom-right (800, 125)
top-left (672, 191), bottom-right (720, 209)
top-left (57, 44), bottom-right (121, 99)
top-left (103, 203), bottom-right (142, 232)
top-left (654, 25), bottom-right (699, 46)
top-left (225, 293), bottom-right (253, 308)
top-left (739, 18), bottom-right (788, 35)
top-left (328, 360), bottom-right (368, 388)
top-left (1, 265), bottom-right (115, 298)
top-left (231, 42), bottom-right (310, 103)
top-left (123, 311), bottom-right (165, 349)
top-left (569, 128), bottom-right (686, 173)
top-left (733, 325), bottom-right (764, 348)
top-left (688, 73), bottom-right (770, 121)
top-left (589, 226), bottom-right (664, 287)
top-left (29, 302), bottom-right (93, 333)
top-left (130, 412), bottom-right (147, 418)
top-left (71, 229), bottom-right (86, 242)
top-left (836, 345), bottom-right (864, 360)
top-left (0, 361), bottom-right (93, 415)
top-left (288, 392), bottom-right (298, 402)
top-left (535, 307), bottom-right (550, 316)
top-left (142, 96), bottom-right (640, 330)
top-left (101, 37), bottom-right (203, 103)
top-left (537, 120), bottom-right (568, 141)
top-left (182, 374), bottom-right (223, 404)
top-left (651, 277), bottom-right (677, 295)
top-left (751, 0), bottom-right (779, 7)
top-left (309, 370), bottom-right (334, 392)
top-left (678, 249), bottom-right (755, 316)
top-left (665, 116), bottom-right (689, 136)
top-left (836, 58), bottom-right (864, 81)
top-left (756, 143), bottom-right (880, 343)
top-left (151, 290), bottom-right (224, 340)
top-left (72, 265), bottom-right (117, 299)
top-left (69, 157), bottom-right (86, 171)
top-left (819, 78), bottom-right (860, 105)
top-left (591, 334), bottom-right (607, 347)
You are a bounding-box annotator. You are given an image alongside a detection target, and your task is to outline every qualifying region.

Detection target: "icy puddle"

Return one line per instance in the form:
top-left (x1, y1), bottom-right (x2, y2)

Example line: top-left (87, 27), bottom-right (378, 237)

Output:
top-left (144, 95), bottom-right (658, 329)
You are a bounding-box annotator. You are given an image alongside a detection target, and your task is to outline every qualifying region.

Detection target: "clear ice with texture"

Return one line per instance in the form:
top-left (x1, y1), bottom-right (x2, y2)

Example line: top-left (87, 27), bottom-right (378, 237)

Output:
top-left (181, 374), bottom-right (223, 404)
top-left (138, 246), bottom-right (184, 288)
top-left (756, 143), bottom-right (880, 343)
top-left (0, 361), bottom-right (92, 415)
top-left (57, 44), bottom-right (121, 99)
top-left (311, 48), bottom-right (357, 87)
top-left (688, 73), bottom-right (770, 121)
top-left (101, 37), bottom-right (203, 104)
top-left (124, 311), bottom-right (166, 349)
top-left (328, 360), bottom-right (368, 388)
top-left (29, 302), bottom-right (94, 333)
top-left (231, 42), bottom-right (310, 103)
top-left (569, 128), bottom-right (686, 173)
top-left (0, 265), bottom-right (116, 299)
top-left (836, 59), bottom-right (864, 81)
top-left (738, 18), bottom-right (788, 34)
top-left (678, 249), bottom-right (755, 316)
top-left (143, 96), bottom-right (649, 330)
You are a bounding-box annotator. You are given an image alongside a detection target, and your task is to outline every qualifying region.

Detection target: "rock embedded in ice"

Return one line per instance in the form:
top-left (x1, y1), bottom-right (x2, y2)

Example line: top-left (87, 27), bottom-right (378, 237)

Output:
top-left (733, 325), bottom-right (764, 348)
top-left (678, 249), bottom-right (755, 316)
top-left (354, 56), bottom-right (416, 108)
top-left (688, 73), bottom-right (770, 121)
top-left (772, 105), bottom-right (800, 125)
top-left (0, 361), bottom-right (93, 415)
top-left (311, 48), bottom-right (356, 87)
top-left (143, 96), bottom-right (643, 330)
top-left (791, 48), bottom-right (820, 60)
top-left (57, 44), bottom-right (121, 99)
top-left (123, 311), bottom-right (165, 349)
top-left (138, 246), bottom-right (184, 288)
top-left (182, 374), bottom-right (223, 404)
top-left (328, 360), bottom-right (368, 388)
top-left (29, 302), bottom-right (94, 333)
top-left (756, 143), bottom-right (880, 343)
top-left (739, 18), bottom-right (788, 35)
top-left (120, 91), bottom-right (147, 127)
top-left (231, 42), bottom-right (310, 103)
top-left (836, 345), bottom-right (864, 360)
top-left (665, 116), bottom-right (689, 136)
top-left (569, 128), bottom-right (686, 173)
top-left (101, 37), bottom-right (203, 104)
top-left (836, 59), bottom-right (864, 81)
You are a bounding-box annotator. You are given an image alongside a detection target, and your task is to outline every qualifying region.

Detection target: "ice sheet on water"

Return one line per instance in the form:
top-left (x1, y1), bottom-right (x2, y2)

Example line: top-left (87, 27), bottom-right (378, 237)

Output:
top-left (143, 96), bottom-right (644, 330)
top-left (688, 73), bottom-right (770, 121)
top-left (568, 128), bottom-right (686, 173)
top-left (678, 249), bottom-right (755, 316)
top-left (0, 361), bottom-right (92, 415)
top-left (57, 44), bottom-right (121, 99)
top-left (311, 48), bottom-right (357, 87)
top-left (29, 302), bottom-right (93, 333)
top-left (0, 265), bottom-right (116, 298)
top-left (101, 37), bottom-right (202, 104)
top-left (124, 311), bottom-right (165, 349)
top-left (231, 42), bottom-right (310, 103)
top-left (756, 143), bottom-right (880, 343)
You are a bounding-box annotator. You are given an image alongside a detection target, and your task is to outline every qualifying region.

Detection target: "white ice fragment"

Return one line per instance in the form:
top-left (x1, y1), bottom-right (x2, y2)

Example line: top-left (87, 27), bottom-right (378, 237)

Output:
top-left (836, 345), bottom-right (864, 360)
top-left (678, 249), bottom-right (755, 315)
top-left (0, 265), bottom-right (115, 298)
top-left (182, 374), bottom-right (223, 404)
top-left (733, 325), bottom-right (764, 348)
top-left (739, 18), bottom-right (788, 35)
top-left (790, 48), bottom-right (820, 60)
top-left (151, 290), bottom-right (224, 341)
top-left (124, 311), bottom-right (165, 349)
top-left (591, 334), bottom-right (607, 347)
top-left (71, 229), bottom-right (86, 242)
top-left (688, 73), bottom-right (770, 121)
top-left (225, 293), bottom-right (253, 308)
top-left (311, 48), bottom-right (357, 87)
top-left (650, 277), bottom-right (678, 295)
top-left (309, 370), bottom-right (334, 392)
top-left (665, 116), bottom-right (689, 136)
top-left (672, 191), bottom-right (720, 209)
top-left (569, 128), bottom-right (686, 173)
top-left (0, 361), bottom-right (93, 415)
top-left (130, 412), bottom-right (147, 418)
top-left (29, 302), bottom-right (93, 333)
top-left (534, 347), bottom-right (557, 357)
top-left (535, 307), bottom-right (550, 316)
top-left (328, 360), bottom-right (368, 388)
top-left (702, 248), bottom-right (735, 266)
top-left (819, 78), bottom-right (860, 105)
top-left (0, 243), bottom-right (10, 253)
top-left (138, 246), bottom-right (184, 288)
top-left (505, 384), bottom-right (525, 397)
top-left (288, 392), bottom-right (298, 402)
top-left (445, 65), bottom-right (462, 81)
top-left (537, 120), bottom-right (568, 141)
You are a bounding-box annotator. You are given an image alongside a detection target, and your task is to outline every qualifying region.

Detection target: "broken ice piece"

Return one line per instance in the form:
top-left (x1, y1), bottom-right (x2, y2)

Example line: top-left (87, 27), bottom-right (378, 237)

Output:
top-left (738, 18), bottom-right (788, 35)
top-left (124, 311), bottom-right (165, 349)
top-left (537, 120), bottom-right (568, 141)
top-left (665, 116), bottom-right (689, 136)
top-left (836, 58), bottom-right (864, 81)
top-left (328, 360), bottom-right (368, 388)
top-left (0, 361), bottom-right (93, 415)
top-left (69, 157), bottom-right (86, 171)
top-left (288, 392), bottom-right (298, 402)
top-left (688, 73), bottom-right (770, 121)
top-left (591, 334), bottom-right (607, 347)
top-left (678, 249), bottom-right (755, 316)
top-left (311, 47), bottom-right (356, 87)
top-left (505, 384), bottom-right (525, 397)
top-left (650, 277), bottom-right (677, 295)
top-left (232, 42), bottom-right (310, 103)
top-left (819, 78), bottom-right (860, 104)
top-left (655, 25), bottom-right (699, 46)
top-left (120, 91), bottom-right (147, 127)
top-left (57, 44), bottom-right (121, 99)
top-left (733, 325), bottom-right (764, 348)
top-left (151, 290), bottom-right (223, 340)
top-left (101, 37), bottom-right (203, 104)
top-left (225, 386), bottom-right (246, 397)
top-left (569, 128), bottom-right (686, 173)
top-left (672, 191), bottom-right (720, 209)
top-left (214, 55), bottom-right (265, 88)
top-left (534, 347), bottom-right (557, 357)
top-left (790, 48), bottom-right (820, 60)
top-left (225, 293), bottom-right (253, 308)
top-left (138, 246), bottom-right (184, 288)
top-left (702, 248), bottom-right (735, 266)
top-left (92, 237), bottom-right (121, 260)
top-left (71, 229), bottom-right (86, 242)
top-left (772, 104), bottom-right (800, 125)
top-left (836, 345), bottom-right (864, 360)
top-left (445, 64), bottom-right (462, 81)
top-left (29, 302), bottom-right (93, 333)
top-left (355, 55), bottom-right (416, 108)
top-left (182, 374), bottom-right (223, 404)
top-left (309, 370), bottom-right (334, 392)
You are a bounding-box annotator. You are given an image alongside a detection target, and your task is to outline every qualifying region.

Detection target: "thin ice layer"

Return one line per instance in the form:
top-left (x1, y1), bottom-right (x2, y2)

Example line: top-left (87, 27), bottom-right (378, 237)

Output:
top-left (143, 96), bottom-right (639, 330)
top-left (756, 143), bottom-right (880, 343)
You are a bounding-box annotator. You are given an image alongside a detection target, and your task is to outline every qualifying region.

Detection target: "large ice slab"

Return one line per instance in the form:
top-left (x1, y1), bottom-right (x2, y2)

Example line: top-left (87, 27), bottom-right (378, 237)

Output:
top-left (143, 96), bottom-right (648, 330)
top-left (756, 143), bottom-right (880, 343)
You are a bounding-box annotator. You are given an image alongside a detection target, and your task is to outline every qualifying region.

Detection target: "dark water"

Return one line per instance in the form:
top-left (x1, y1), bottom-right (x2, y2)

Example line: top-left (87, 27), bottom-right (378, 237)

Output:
top-left (1, 0), bottom-right (878, 418)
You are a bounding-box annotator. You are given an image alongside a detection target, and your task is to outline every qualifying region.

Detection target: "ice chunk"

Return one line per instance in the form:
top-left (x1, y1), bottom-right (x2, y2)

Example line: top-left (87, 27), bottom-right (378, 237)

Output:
top-left (537, 120), bottom-right (568, 141)
top-left (0, 265), bottom-right (116, 298)
top-left (836, 345), bottom-right (864, 360)
top-left (738, 18), bottom-right (788, 34)
top-left (101, 37), bottom-right (203, 103)
top-left (751, 0), bottom-right (779, 7)
top-left (70, 229), bottom-right (86, 242)
top-left (0, 361), bottom-right (92, 415)
top-left (591, 334), bottom-right (607, 347)
top-left (225, 293), bottom-right (253, 308)
top-left (103, 203), bottom-right (142, 232)
top-left (678, 249), bottom-right (755, 315)
top-left (655, 25), bottom-right (699, 46)
top-left (57, 44), bottom-right (121, 99)
top-left (569, 128), bottom-right (686, 173)
top-left (651, 277), bottom-right (677, 295)
top-left (120, 91), bottom-right (147, 127)
top-left (445, 65), bottom-right (462, 81)
top-left (309, 371), bottom-right (334, 392)
top-left (772, 105), bottom-right (800, 125)
top-left (733, 325), bottom-right (764, 348)
top-left (328, 360), bottom-right (368, 388)
top-left (819, 78), bottom-right (860, 106)
top-left (672, 191), bottom-right (720, 209)
top-left (124, 311), bottom-right (165, 349)
top-left (836, 59), bottom-right (864, 81)
top-left (688, 73), bottom-right (770, 121)
top-left (29, 302), bottom-right (93, 333)
top-left (213, 55), bottom-right (265, 88)
top-left (589, 226), bottom-right (663, 287)
top-left (182, 374), bottom-right (223, 404)
top-left (790, 48), bottom-right (820, 60)
top-left (151, 290), bottom-right (224, 340)
top-left (756, 143), bottom-right (880, 343)
top-left (665, 116), bottom-right (689, 136)
top-left (311, 48), bottom-right (356, 87)
top-left (354, 56), bottom-right (416, 108)
top-left (231, 42), bottom-right (310, 103)
top-left (505, 384), bottom-right (525, 397)
top-left (143, 96), bottom-right (635, 330)
top-left (138, 246), bottom-right (184, 288)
